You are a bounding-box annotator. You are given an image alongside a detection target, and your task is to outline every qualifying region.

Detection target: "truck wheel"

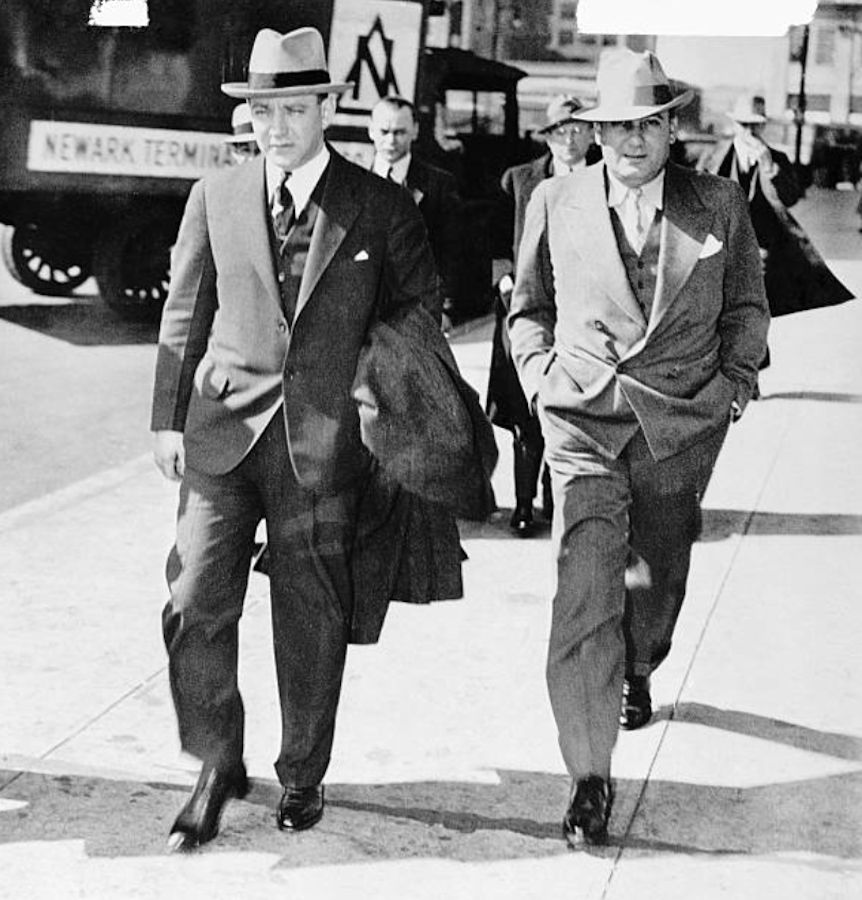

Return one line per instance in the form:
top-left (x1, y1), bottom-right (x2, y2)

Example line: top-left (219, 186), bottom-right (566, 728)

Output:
top-left (93, 214), bottom-right (176, 322)
top-left (1, 223), bottom-right (92, 296)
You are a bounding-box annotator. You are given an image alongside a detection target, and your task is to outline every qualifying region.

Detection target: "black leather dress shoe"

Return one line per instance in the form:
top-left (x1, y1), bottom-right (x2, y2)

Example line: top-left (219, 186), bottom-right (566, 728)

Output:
top-left (276, 784), bottom-right (324, 831)
top-left (167, 762), bottom-right (249, 852)
top-left (620, 675), bottom-right (652, 730)
top-left (563, 775), bottom-right (613, 847)
top-left (509, 503), bottom-right (535, 537)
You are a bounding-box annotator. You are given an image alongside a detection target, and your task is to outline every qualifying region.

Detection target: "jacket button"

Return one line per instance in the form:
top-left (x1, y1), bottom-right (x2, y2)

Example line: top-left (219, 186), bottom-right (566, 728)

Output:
top-left (278, 272), bottom-right (286, 283)
top-left (593, 319), bottom-right (607, 332)
top-left (277, 321), bottom-right (287, 332)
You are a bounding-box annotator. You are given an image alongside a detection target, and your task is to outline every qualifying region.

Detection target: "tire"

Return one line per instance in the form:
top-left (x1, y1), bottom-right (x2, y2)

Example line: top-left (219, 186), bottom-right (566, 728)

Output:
top-left (0, 222), bottom-right (92, 296)
top-left (93, 212), bottom-right (177, 323)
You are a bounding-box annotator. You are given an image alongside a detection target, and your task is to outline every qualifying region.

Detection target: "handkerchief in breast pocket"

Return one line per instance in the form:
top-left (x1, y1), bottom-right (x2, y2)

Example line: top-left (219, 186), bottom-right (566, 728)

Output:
top-left (698, 234), bottom-right (724, 259)
top-left (354, 249), bottom-right (369, 262)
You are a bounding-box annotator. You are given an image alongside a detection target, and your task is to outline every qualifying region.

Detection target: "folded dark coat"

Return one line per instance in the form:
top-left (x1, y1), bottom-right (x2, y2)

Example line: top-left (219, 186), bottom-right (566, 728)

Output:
top-left (348, 304), bottom-right (498, 643)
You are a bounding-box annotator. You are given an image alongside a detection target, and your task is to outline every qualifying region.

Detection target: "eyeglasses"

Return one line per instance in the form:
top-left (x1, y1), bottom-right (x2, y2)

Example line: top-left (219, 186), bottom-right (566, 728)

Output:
top-left (550, 122), bottom-right (589, 138)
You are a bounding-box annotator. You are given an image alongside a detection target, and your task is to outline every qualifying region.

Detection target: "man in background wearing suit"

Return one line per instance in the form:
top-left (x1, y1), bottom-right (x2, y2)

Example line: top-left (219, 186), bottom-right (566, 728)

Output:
top-left (152, 27), bottom-right (441, 852)
top-left (368, 95), bottom-right (461, 328)
top-left (487, 95), bottom-right (596, 537)
top-left (509, 49), bottom-right (769, 847)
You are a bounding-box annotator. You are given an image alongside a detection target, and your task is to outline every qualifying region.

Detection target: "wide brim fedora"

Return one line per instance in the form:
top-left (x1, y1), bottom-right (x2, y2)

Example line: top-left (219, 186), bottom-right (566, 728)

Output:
top-left (222, 27), bottom-right (353, 99)
top-left (536, 95), bottom-right (593, 134)
top-left (728, 93), bottom-right (767, 125)
top-left (577, 48), bottom-right (692, 122)
top-left (224, 104), bottom-right (257, 144)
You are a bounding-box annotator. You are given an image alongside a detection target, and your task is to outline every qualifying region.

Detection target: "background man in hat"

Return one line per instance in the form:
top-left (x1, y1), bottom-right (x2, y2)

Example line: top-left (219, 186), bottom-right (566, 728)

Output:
top-left (224, 103), bottom-right (260, 164)
top-left (508, 49), bottom-right (769, 846)
top-left (368, 95), bottom-right (462, 328)
top-left (487, 95), bottom-right (598, 537)
top-left (152, 27), bottom-right (442, 851)
top-left (699, 93), bottom-right (851, 337)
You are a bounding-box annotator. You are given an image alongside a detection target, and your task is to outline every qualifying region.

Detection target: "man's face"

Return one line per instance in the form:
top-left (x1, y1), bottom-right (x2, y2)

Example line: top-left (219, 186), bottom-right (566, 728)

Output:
top-left (597, 112), bottom-right (674, 188)
top-left (249, 94), bottom-right (332, 171)
top-left (545, 120), bottom-right (593, 168)
top-left (368, 104), bottom-right (418, 165)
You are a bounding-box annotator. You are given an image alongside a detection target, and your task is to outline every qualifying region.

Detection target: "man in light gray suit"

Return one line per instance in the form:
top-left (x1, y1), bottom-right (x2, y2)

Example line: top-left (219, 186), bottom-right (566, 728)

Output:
top-left (508, 49), bottom-right (769, 847)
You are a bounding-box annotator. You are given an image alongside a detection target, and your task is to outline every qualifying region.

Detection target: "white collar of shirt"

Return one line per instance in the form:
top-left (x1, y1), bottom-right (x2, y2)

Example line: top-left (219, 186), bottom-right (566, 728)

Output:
top-left (372, 152), bottom-right (411, 185)
top-left (606, 168), bottom-right (665, 213)
top-left (732, 136), bottom-right (755, 172)
top-left (266, 144), bottom-right (330, 217)
top-left (551, 157), bottom-right (587, 176)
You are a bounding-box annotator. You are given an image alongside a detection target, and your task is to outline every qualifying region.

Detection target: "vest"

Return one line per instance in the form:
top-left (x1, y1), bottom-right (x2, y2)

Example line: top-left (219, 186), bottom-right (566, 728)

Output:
top-left (269, 173), bottom-right (327, 328)
top-left (610, 209), bottom-right (663, 321)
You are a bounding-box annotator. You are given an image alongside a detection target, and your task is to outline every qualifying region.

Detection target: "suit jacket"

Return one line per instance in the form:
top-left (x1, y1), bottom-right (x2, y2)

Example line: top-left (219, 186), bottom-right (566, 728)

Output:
top-left (403, 157), bottom-right (461, 299)
top-left (508, 161), bottom-right (770, 461)
top-left (151, 148), bottom-right (442, 492)
top-left (501, 152), bottom-right (555, 271)
top-left (699, 140), bottom-right (853, 317)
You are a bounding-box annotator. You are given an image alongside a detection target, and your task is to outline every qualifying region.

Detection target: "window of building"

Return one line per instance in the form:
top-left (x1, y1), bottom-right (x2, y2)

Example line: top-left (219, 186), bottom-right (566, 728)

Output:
top-left (558, 29), bottom-right (575, 46)
top-left (89, 0), bottom-right (149, 26)
top-left (559, 2), bottom-right (577, 20)
top-left (814, 25), bottom-right (836, 67)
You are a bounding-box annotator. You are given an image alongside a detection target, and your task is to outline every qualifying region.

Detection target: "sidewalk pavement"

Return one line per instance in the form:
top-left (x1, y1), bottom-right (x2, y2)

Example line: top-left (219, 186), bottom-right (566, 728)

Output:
top-left (1, 188), bottom-right (860, 899)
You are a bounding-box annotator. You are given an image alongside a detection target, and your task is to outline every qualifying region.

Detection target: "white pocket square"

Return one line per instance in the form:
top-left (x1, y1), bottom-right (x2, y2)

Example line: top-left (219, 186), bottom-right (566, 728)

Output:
top-left (353, 250), bottom-right (369, 262)
top-left (698, 235), bottom-right (723, 259)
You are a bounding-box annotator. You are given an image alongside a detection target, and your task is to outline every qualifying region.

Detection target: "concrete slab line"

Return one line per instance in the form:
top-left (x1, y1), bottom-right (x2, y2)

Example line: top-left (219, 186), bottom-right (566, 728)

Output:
top-left (0, 454), bottom-right (154, 534)
top-left (608, 408), bottom-right (795, 876)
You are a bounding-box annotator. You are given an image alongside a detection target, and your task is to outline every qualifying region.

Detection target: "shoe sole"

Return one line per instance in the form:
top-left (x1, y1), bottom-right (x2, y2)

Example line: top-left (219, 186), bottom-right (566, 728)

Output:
top-left (563, 822), bottom-right (608, 848)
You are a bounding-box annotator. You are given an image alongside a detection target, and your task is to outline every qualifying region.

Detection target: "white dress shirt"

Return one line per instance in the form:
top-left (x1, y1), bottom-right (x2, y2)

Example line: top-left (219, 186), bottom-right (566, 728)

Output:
top-left (372, 152), bottom-right (411, 185)
top-left (607, 169), bottom-right (665, 255)
top-left (266, 145), bottom-right (330, 219)
top-left (550, 158), bottom-right (587, 177)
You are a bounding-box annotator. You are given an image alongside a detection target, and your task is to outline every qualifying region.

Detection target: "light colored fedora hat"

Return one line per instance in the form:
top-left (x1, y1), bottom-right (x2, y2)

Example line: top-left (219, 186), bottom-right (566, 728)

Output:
top-left (537, 95), bottom-right (591, 133)
top-left (729, 93), bottom-right (767, 125)
top-left (222, 27), bottom-right (353, 99)
top-left (224, 104), bottom-right (256, 144)
top-left (578, 48), bottom-right (692, 122)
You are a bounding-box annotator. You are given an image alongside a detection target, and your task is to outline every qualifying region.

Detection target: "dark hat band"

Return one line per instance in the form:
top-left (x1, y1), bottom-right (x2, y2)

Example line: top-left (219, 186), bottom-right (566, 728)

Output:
top-left (247, 69), bottom-right (331, 90)
top-left (233, 122), bottom-right (253, 136)
top-left (632, 84), bottom-right (674, 105)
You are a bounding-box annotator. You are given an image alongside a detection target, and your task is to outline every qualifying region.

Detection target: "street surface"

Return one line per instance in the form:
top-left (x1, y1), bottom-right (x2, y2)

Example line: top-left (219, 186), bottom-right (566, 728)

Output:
top-left (0, 189), bottom-right (860, 898)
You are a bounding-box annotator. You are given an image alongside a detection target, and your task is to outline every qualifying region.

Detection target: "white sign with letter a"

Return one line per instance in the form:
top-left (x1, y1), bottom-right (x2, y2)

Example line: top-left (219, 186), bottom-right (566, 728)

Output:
top-left (328, 0), bottom-right (423, 128)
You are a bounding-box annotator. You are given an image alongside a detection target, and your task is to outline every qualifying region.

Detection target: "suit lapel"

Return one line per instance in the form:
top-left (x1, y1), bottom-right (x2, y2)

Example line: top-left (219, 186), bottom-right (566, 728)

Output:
top-left (236, 157), bottom-right (281, 308)
top-left (649, 163), bottom-right (712, 333)
top-left (562, 164), bottom-right (646, 327)
top-left (295, 151), bottom-right (361, 319)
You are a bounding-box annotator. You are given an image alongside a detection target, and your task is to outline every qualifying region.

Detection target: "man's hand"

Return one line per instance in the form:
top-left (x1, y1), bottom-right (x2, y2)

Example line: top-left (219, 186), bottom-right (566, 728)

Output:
top-left (153, 430), bottom-right (185, 481)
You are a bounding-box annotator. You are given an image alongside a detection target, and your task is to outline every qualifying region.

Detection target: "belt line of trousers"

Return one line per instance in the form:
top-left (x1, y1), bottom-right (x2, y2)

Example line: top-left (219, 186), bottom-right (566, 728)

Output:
top-left (544, 422), bottom-right (728, 780)
top-left (161, 410), bottom-right (357, 788)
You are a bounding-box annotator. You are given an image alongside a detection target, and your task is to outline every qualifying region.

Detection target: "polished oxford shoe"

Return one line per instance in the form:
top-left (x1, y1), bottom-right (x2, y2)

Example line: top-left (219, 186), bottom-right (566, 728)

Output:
top-left (167, 762), bottom-right (249, 852)
top-left (620, 675), bottom-right (652, 730)
top-left (276, 784), bottom-right (324, 831)
top-left (509, 503), bottom-right (535, 537)
top-left (563, 775), bottom-right (613, 848)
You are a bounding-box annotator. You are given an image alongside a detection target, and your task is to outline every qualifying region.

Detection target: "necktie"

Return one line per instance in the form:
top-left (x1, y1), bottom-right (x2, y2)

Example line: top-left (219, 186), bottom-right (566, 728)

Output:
top-left (628, 188), bottom-right (647, 255)
top-left (273, 174), bottom-right (294, 245)
top-left (386, 166), bottom-right (397, 183)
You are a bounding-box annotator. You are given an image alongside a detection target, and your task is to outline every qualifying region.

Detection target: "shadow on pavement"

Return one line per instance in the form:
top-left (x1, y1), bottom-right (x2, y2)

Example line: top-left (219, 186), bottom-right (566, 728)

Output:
top-left (761, 390), bottom-right (862, 404)
top-left (1, 747), bottom-right (859, 863)
top-left (700, 509), bottom-right (862, 540)
top-left (0, 298), bottom-right (158, 346)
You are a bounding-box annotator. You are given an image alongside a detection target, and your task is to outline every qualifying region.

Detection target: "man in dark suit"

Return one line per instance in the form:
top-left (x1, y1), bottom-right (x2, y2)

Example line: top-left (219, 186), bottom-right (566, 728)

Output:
top-left (368, 95), bottom-right (461, 328)
top-left (152, 27), bottom-right (442, 852)
top-left (509, 49), bottom-right (769, 847)
top-left (698, 94), bottom-right (851, 330)
top-left (487, 95), bottom-right (596, 536)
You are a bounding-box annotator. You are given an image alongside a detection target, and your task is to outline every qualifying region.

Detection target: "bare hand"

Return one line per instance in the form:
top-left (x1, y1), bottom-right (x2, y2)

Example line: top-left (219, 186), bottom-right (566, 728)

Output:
top-left (153, 430), bottom-right (185, 481)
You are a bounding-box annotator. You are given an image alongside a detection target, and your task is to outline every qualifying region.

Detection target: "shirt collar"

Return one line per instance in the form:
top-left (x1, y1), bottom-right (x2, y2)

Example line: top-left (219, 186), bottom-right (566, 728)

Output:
top-left (372, 152), bottom-right (411, 184)
top-left (606, 167), bottom-right (665, 211)
top-left (551, 157), bottom-right (587, 176)
top-left (266, 144), bottom-right (330, 215)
